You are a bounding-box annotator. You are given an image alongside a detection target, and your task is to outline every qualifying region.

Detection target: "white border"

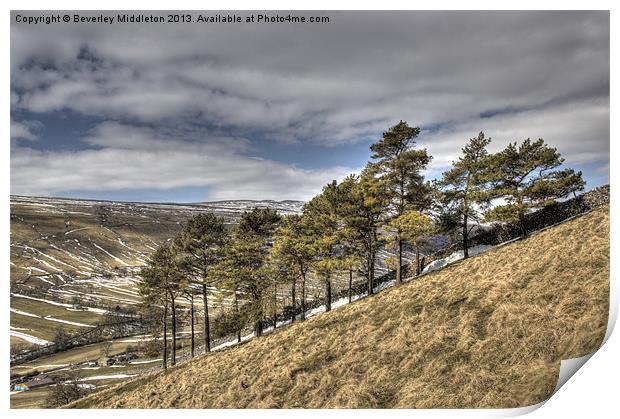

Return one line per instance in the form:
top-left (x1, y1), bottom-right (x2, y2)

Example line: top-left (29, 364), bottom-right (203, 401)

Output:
top-left (2, 2), bottom-right (616, 418)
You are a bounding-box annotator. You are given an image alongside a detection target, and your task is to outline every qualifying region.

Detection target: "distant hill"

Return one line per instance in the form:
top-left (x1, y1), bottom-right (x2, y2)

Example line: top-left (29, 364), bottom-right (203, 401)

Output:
top-left (68, 205), bottom-right (609, 409)
top-left (9, 195), bottom-right (302, 348)
top-left (10, 195), bottom-right (304, 283)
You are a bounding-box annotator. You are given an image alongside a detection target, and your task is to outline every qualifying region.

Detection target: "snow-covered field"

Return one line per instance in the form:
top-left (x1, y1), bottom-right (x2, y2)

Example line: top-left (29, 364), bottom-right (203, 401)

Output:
top-left (10, 195), bottom-right (309, 346)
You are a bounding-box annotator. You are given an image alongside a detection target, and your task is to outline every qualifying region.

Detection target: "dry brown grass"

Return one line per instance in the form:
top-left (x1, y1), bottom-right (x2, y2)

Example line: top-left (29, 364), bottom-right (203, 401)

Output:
top-left (69, 206), bottom-right (610, 409)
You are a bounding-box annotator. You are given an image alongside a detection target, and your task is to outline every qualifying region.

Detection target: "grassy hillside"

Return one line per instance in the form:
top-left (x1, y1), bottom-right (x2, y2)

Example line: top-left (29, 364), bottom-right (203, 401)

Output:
top-left (69, 205), bottom-right (610, 409)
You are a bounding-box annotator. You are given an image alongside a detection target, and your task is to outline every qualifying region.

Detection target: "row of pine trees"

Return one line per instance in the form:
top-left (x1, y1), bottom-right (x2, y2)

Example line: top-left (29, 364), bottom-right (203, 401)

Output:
top-left (139, 121), bottom-right (585, 368)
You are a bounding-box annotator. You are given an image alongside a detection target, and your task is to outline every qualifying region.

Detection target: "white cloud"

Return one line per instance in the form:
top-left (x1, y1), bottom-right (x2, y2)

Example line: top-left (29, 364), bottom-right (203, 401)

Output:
top-left (10, 119), bottom-right (41, 141)
top-left (419, 97), bottom-right (610, 176)
top-left (10, 123), bottom-right (354, 201)
top-left (10, 11), bottom-right (609, 146)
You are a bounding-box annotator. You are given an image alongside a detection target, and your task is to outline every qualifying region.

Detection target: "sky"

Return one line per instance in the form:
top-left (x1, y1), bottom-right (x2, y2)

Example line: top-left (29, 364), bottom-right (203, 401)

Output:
top-left (10, 11), bottom-right (610, 202)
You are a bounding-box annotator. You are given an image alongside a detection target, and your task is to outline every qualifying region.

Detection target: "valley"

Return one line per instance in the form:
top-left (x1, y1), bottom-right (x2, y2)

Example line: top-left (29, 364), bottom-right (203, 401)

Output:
top-left (9, 195), bottom-right (305, 407)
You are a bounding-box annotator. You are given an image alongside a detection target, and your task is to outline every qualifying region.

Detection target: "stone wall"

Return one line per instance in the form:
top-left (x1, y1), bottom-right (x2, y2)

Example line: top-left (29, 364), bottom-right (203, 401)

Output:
top-left (470, 184), bottom-right (610, 246)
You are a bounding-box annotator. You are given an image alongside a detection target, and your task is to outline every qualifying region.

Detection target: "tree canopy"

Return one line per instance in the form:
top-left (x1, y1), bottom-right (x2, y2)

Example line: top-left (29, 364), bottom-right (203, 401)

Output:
top-left (436, 131), bottom-right (492, 257)
top-left (368, 120), bottom-right (432, 283)
top-left (484, 138), bottom-right (585, 235)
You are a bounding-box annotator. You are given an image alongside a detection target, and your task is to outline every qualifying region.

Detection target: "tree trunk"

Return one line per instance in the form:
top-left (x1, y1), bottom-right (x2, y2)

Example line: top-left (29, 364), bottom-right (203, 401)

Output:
top-left (415, 246), bottom-right (420, 276)
top-left (190, 294), bottom-right (195, 358)
top-left (171, 296), bottom-right (177, 366)
top-left (367, 258), bottom-right (372, 296)
top-left (254, 319), bottom-right (263, 337)
top-left (291, 279), bottom-right (296, 323)
top-left (397, 182), bottom-right (404, 284)
top-left (463, 213), bottom-right (469, 259)
top-left (368, 255), bottom-right (375, 295)
top-left (253, 285), bottom-right (264, 337)
top-left (519, 212), bottom-right (528, 237)
top-left (300, 271), bottom-right (306, 321)
top-left (325, 278), bottom-right (332, 312)
top-left (162, 302), bottom-right (168, 370)
top-left (202, 283), bottom-right (211, 352)
top-left (517, 196), bottom-right (528, 237)
top-left (234, 289), bottom-right (241, 343)
top-left (420, 256), bottom-right (426, 273)
top-left (273, 282), bottom-right (278, 329)
top-left (348, 268), bottom-right (353, 303)
top-left (396, 237), bottom-right (403, 284)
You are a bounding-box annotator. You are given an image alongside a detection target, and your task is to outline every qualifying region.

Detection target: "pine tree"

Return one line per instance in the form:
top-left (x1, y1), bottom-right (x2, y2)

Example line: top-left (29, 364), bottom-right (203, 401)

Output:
top-left (436, 132), bottom-right (492, 258)
top-left (267, 255), bottom-right (294, 329)
top-left (368, 121), bottom-right (432, 283)
top-left (389, 211), bottom-right (435, 275)
top-left (304, 181), bottom-right (344, 312)
top-left (484, 138), bottom-right (586, 236)
top-left (332, 176), bottom-right (364, 302)
top-left (313, 257), bottom-right (341, 312)
top-left (173, 213), bottom-right (227, 353)
top-left (271, 214), bottom-right (315, 321)
top-left (219, 208), bottom-right (280, 336)
top-left (337, 171), bottom-right (389, 296)
top-left (139, 243), bottom-right (183, 368)
top-left (182, 287), bottom-right (199, 358)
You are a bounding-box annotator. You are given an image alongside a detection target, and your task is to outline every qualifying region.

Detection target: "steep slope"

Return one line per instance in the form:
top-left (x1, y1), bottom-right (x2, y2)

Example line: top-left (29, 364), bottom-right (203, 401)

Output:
top-left (69, 206), bottom-right (610, 409)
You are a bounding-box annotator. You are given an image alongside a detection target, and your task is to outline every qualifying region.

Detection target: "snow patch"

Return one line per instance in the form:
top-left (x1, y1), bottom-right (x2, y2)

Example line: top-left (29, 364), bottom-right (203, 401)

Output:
top-left (11, 293), bottom-right (73, 308)
top-left (26, 266), bottom-right (48, 274)
top-left (79, 374), bottom-right (137, 381)
top-left (422, 245), bottom-right (494, 274)
top-left (12, 293), bottom-right (107, 314)
top-left (11, 308), bottom-right (40, 318)
top-left (10, 331), bottom-right (51, 345)
top-left (92, 243), bottom-right (130, 266)
top-left (129, 358), bottom-right (162, 365)
top-left (65, 227), bottom-right (90, 235)
top-left (44, 316), bottom-right (95, 328)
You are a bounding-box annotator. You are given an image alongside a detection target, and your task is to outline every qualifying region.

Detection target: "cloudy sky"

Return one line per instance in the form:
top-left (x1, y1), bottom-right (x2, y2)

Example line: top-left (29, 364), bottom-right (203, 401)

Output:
top-left (10, 11), bottom-right (609, 202)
